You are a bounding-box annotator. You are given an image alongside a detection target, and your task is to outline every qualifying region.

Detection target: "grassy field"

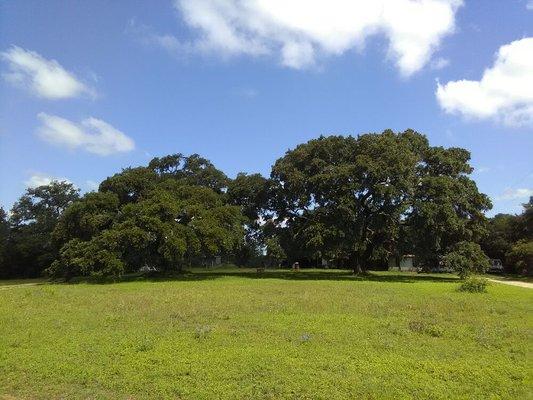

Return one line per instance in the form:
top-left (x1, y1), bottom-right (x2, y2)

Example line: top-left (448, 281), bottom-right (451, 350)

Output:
top-left (0, 268), bottom-right (531, 399)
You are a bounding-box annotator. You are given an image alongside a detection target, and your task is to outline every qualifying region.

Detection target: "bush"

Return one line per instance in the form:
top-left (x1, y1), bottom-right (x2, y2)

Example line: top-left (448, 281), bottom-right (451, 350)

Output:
top-left (458, 277), bottom-right (489, 293)
top-left (506, 240), bottom-right (533, 275)
top-left (443, 241), bottom-right (490, 279)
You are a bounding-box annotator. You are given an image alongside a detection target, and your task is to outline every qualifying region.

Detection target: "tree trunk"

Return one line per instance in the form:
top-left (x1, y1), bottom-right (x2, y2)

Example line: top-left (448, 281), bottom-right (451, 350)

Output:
top-left (352, 255), bottom-right (363, 275)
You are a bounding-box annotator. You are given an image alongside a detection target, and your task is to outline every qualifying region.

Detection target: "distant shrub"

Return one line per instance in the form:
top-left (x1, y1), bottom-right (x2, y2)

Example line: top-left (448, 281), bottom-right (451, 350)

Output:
top-left (458, 277), bottom-right (488, 293)
top-left (408, 320), bottom-right (444, 337)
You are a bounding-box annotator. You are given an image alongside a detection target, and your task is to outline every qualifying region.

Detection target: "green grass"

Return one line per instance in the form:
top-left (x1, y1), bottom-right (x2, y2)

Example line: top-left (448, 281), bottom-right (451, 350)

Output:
top-left (0, 268), bottom-right (531, 399)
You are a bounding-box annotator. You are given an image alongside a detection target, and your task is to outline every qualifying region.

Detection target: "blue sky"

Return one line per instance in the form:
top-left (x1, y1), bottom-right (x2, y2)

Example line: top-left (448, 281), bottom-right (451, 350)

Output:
top-left (0, 0), bottom-right (532, 216)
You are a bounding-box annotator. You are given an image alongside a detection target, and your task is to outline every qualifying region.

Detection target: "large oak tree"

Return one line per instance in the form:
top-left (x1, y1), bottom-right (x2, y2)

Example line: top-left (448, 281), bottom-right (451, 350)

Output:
top-left (270, 130), bottom-right (491, 274)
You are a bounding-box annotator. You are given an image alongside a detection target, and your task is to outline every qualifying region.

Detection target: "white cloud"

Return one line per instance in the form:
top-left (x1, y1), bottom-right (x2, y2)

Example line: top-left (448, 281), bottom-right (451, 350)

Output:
top-left (233, 87), bottom-right (258, 98)
top-left (171, 0), bottom-right (462, 75)
top-left (85, 180), bottom-right (100, 191)
top-left (431, 57), bottom-right (450, 70)
top-left (127, 18), bottom-right (190, 54)
top-left (37, 113), bottom-right (135, 156)
top-left (25, 173), bottom-right (71, 188)
top-left (25, 175), bottom-right (101, 192)
top-left (436, 37), bottom-right (533, 126)
top-left (497, 188), bottom-right (533, 200)
top-left (474, 166), bottom-right (490, 174)
top-left (527, 1), bottom-right (533, 11)
top-left (1, 46), bottom-right (95, 99)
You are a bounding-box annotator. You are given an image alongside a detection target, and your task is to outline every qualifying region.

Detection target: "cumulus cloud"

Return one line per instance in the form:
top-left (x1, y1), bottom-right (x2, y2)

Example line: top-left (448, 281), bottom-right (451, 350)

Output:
top-left (171, 0), bottom-right (462, 75)
top-left (436, 37), bottom-right (533, 126)
top-left (25, 173), bottom-right (71, 188)
top-left (1, 46), bottom-right (95, 99)
top-left (497, 188), bottom-right (533, 200)
top-left (37, 113), bottom-right (135, 156)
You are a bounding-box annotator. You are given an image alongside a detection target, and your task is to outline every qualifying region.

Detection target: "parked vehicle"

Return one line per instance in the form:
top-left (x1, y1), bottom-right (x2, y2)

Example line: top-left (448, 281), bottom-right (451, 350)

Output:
top-left (425, 260), bottom-right (453, 273)
top-left (487, 259), bottom-right (504, 273)
top-left (428, 265), bottom-right (454, 273)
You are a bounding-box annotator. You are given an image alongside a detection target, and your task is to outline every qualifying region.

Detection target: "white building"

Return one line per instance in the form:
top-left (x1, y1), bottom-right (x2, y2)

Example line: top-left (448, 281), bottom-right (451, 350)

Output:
top-left (388, 255), bottom-right (416, 271)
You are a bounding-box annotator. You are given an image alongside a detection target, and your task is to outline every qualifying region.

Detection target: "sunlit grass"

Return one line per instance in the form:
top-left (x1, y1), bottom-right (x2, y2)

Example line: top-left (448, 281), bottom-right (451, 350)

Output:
top-left (0, 269), bottom-right (531, 399)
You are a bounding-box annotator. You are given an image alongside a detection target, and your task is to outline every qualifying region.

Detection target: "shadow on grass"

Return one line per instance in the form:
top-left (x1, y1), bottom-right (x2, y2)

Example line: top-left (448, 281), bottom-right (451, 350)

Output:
top-left (63, 268), bottom-right (460, 285)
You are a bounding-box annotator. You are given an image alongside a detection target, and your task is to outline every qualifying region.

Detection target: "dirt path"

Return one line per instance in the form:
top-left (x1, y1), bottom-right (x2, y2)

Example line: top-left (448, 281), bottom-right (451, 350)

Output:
top-left (0, 282), bottom-right (42, 291)
top-left (488, 279), bottom-right (533, 289)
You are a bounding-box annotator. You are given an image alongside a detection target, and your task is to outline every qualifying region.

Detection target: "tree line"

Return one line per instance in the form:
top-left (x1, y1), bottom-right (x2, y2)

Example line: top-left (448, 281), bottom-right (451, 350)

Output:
top-left (481, 204), bottom-right (532, 274)
top-left (0, 129), bottom-right (531, 280)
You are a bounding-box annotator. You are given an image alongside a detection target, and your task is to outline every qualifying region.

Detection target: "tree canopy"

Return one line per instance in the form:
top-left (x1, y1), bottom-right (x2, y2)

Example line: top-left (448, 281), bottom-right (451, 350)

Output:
top-left (482, 197), bottom-right (533, 274)
top-left (269, 130), bottom-right (490, 274)
top-left (49, 161), bottom-right (243, 279)
top-left (1, 181), bottom-right (79, 278)
top-left (0, 131), bottom-right (502, 279)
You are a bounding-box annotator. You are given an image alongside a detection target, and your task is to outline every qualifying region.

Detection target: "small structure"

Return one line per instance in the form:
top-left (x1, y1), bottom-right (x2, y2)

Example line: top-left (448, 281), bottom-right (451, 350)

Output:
top-left (202, 256), bottom-right (222, 268)
top-left (388, 255), bottom-right (416, 272)
top-left (139, 264), bottom-right (158, 273)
